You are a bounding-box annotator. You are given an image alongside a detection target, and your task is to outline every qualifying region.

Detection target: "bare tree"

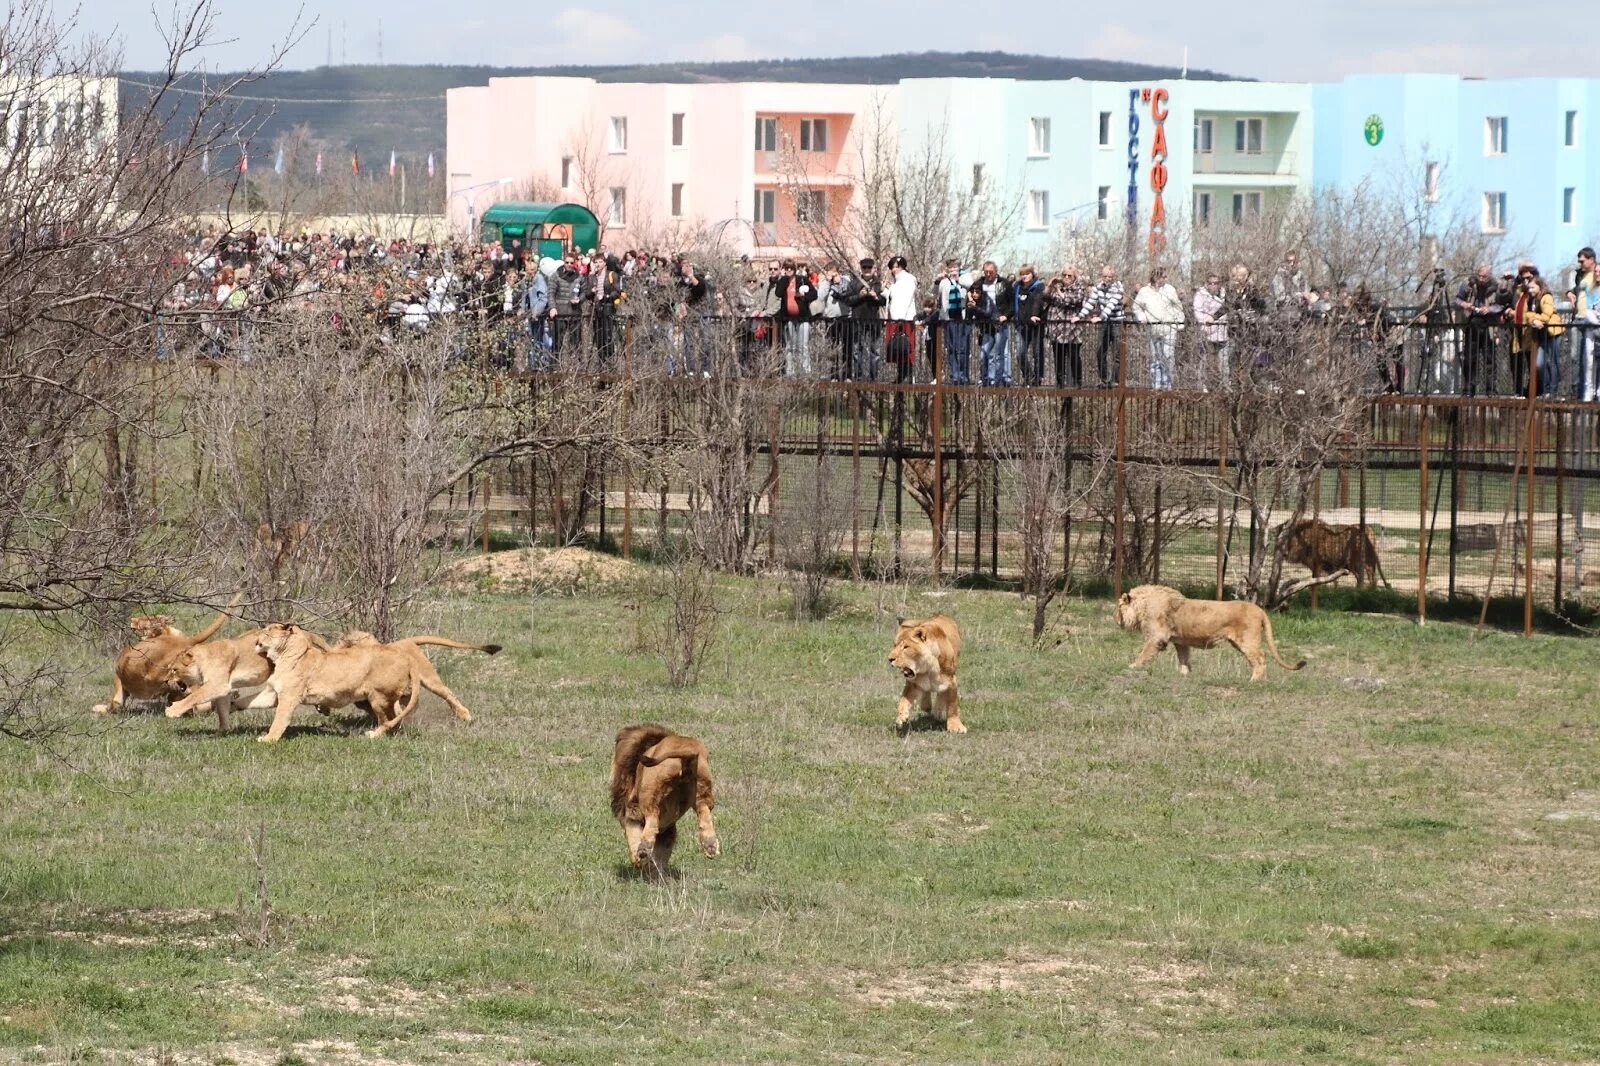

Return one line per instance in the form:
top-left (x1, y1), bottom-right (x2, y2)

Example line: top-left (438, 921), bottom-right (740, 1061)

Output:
top-left (0, 1), bottom-right (299, 741)
top-left (779, 99), bottom-right (1023, 279)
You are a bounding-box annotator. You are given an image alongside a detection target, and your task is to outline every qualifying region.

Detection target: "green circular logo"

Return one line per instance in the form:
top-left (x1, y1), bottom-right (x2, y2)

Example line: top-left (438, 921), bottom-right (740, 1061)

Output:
top-left (1363, 114), bottom-right (1384, 146)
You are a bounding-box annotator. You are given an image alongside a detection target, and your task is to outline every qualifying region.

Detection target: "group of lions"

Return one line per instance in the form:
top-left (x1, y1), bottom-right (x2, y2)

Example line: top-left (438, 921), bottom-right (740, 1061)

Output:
top-left (613, 592), bottom-right (1304, 879)
top-left (98, 582), bottom-right (1304, 879)
top-left (94, 607), bottom-right (500, 743)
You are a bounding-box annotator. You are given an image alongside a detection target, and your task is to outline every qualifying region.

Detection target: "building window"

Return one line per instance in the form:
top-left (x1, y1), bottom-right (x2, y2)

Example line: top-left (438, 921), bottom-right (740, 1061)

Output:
top-left (53, 101), bottom-right (68, 144)
top-left (971, 163), bottom-right (986, 198)
top-left (607, 186), bottom-right (627, 227)
top-left (795, 188), bottom-right (825, 224)
top-left (1482, 191), bottom-right (1506, 233)
top-left (1424, 161), bottom-right (1440, 203)
top-left (670, 182), bottom-right (684, 218)
top-left (1563, 187), bottom-right (1576, 224)
top-left (1484, 116), bottom-right (1507, 155)
top-left (753, 187), bottom-right (776, 224)
top-left (1234, 118), bottom-right (1263, 155)
top-left (1194, 117), bottom-right (1214, 153)
top-left (754, 116), bottom-right (777, 152)
top-left (1194, 190), bottom-right (1212, 226)
top-left (671, 112), bottom-right (685, 147)
top-left (1098, 111), bottom-right (1112, 148)
top-left (1231, 191), bottom-right (1262, 224)
top-left (1027, 189), bottom-right (1050, 229)
top-left (1029, 117), bottom-right (1051, 156)
top-left (609, 116), bottom-right (628, 153)
top-left (1097, 185), bottom-right (1110, 221)
top-left (32, 104), bottom-right (46, 149)
top-left (1566, 110), bottom-right (1579, 147)
top-left (13, 105), bottom-right (27, 149)
top-left (799, 118), bottom-right (828, 152)
top-left (560, 155), bottom-right (573, 189)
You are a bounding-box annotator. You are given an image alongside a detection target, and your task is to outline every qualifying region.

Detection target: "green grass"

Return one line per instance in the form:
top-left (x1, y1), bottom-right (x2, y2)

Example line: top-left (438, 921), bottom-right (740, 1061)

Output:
top-left (2, 569), bottom-right (1599, 1064)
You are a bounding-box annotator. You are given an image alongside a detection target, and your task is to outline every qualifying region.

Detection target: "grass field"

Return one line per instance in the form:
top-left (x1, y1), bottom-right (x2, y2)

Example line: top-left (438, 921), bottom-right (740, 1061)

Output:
top-left (3, 567), bottom-right (1599, 1065)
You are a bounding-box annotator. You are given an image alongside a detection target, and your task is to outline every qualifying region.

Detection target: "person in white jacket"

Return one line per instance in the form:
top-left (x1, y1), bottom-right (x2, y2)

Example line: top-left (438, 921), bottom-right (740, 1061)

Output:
top-left (884, 256), bottom-right (919, 381)
top-left (1131, 267), bottom-right (1185, 389)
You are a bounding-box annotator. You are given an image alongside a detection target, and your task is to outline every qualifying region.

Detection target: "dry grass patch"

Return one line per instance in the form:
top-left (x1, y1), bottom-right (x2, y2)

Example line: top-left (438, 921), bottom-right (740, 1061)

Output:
top-left (440, 546), bottom-right (636, 594)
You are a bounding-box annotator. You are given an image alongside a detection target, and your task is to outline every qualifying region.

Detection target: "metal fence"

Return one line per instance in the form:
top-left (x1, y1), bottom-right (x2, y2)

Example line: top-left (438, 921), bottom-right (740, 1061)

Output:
top-left (433, 319), bottom-right (1600, 627)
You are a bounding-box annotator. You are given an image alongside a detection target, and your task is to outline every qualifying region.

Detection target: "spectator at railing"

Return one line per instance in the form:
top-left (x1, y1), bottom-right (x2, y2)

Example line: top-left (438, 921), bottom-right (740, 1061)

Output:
top-left (1271, 251), bottom-right (1316, 318)
top-left (1009, 264), bottom-right (1047, 386)
top-left (548, 251), bottom-right (585, 358)
top-left (971, 261), bottom-right (1011, 387)
top-left (1566, 247), bottom-right (1600, 401)
top-left (1131, 266), bottom-right (1184, 390)
top-left (676, 257), bottom-right (713, 377)
top-left (845, 257), bottom-right (884, 381)
top-left (820, 261), bottom-right (857, 381)
top-left (1224, 264), bottom-right (1268, 371)
top-left (1192, 271), bottom-right (1227, 385)
top-left (1453, 265), bottom-right (1501, 397)
top-left (1044, 267), bottom-right (1089, 387)
top-left (1086, 265), bottom-right (1126, 387)
top-left (773, 259), bottom-right (815, 377)
top-left (884, 255), bottom-right (918, 384)
top-left (1517, 272), bottom-right (1564, 397)
top-left (592, 254), bottom-right (624, 368)
top-left (935, 259), bottom-right (974, 385)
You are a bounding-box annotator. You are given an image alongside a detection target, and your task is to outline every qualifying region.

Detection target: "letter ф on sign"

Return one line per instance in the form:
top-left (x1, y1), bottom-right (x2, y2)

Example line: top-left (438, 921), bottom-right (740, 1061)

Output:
top-left (1147, 87), bottom-right (1169, 256)
top-left (1126, 89), bottom-right (1141, 224)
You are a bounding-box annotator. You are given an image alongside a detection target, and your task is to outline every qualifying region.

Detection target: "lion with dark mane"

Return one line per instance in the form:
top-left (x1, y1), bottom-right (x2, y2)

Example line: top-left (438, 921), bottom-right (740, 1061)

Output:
top-left (610, 724), bottom-right (719, 881)
top-left (1279, 518), bottom-right (1389, 589)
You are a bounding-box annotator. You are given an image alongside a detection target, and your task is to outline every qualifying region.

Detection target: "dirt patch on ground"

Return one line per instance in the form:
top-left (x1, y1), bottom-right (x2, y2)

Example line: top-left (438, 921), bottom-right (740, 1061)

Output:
top-left (850, 952), bottom-right (1223, 1011)
top-left (440, 547), bottom-right (635, 594)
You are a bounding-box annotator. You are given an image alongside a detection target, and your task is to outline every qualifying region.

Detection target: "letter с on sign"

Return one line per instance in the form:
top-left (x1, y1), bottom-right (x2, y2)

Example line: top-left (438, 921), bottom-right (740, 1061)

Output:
top-left (1146, 87), bottom-right (1169, 256)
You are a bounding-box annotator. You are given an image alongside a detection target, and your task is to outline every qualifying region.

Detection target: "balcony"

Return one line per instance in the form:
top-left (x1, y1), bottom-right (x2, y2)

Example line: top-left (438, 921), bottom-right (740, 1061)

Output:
top-left (1194, 150), bottom-right (1297, 176)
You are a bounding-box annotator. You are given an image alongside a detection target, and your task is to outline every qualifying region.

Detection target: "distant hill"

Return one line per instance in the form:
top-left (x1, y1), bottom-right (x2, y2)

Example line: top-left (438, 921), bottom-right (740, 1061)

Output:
top-left (120, 51), bottom-right (1241, 168)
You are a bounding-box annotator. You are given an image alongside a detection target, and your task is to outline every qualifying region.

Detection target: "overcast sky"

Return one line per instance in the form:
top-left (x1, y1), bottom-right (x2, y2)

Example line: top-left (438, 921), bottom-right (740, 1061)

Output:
top-left (68, 0), bottom-right (1589, 82)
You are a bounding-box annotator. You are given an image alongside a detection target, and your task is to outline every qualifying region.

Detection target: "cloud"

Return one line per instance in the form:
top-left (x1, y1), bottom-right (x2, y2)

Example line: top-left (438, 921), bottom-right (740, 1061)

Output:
top-left (550, 9), bottom-right (645, 62)
top-left (697, 32), bottom-right (758, 62)
top-left (1087, 25), bottom-right (1163, 63)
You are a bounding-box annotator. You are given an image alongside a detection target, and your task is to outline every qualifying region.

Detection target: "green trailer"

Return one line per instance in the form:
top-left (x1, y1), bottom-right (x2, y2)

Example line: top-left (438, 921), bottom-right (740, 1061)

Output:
top-left (478, 201), bottom-right (601, 261)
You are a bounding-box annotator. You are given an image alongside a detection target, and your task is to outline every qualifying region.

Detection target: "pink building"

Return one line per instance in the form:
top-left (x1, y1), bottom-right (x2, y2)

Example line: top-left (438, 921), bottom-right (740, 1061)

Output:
top-left (446, 76), bottom-right (892, 257)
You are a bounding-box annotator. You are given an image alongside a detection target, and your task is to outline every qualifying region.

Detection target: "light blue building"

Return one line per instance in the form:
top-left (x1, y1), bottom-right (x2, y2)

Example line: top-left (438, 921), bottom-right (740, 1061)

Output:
top-left (893, 72), bottom-right (1600, 285)
top-left (897, 77), bottom-right (1313, 265)
top-left (1313, 74), bottom-right (1600, 286)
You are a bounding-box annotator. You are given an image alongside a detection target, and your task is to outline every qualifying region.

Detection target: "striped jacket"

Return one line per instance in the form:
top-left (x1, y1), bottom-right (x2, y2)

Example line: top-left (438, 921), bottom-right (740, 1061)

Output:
top-left (1086, 280), bottom-right (1125, 321)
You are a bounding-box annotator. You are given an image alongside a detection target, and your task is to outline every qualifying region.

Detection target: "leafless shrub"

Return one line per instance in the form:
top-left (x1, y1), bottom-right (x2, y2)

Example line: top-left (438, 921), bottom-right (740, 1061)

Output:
top-left (778, 453), bottom-right (846, 620)
top-left (649, 545), bottom-right (722, 689)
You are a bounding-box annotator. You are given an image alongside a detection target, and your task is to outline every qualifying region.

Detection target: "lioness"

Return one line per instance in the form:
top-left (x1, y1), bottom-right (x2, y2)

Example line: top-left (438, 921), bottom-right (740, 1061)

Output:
top-left (92, 604), bottom-right (233, 715)
top-left (253, 623), bottom-right (495, 742)
top-left (610, 724), bottom-right (719, 881)
top-left (888, 614), bottom-right (965, 734)
top-left (1114, 584), bottom-right (1305, 682)
top-left (331, 630), bottom-right (502, 733)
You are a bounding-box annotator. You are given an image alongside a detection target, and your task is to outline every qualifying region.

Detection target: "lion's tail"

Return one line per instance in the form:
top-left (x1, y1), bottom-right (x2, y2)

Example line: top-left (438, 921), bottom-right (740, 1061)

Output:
top-left (641, 736), bottom-right (715, 811)
top-left (1263, 615), bottom-right (1306, 672)
top-left (403, 635), bottom-right (502, 655)
top-left (186, 591), bottom-right (244, 648)
top-left (611, 723), bottom-right (674, 819)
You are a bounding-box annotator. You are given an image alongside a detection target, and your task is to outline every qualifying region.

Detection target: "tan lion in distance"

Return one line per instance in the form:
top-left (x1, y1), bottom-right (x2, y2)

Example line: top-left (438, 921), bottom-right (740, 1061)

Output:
top-left (888, 614), bottom-right (965, 734)
top-left (610, 723), bottom-right (719, 881)
top-left (253, 623), bottom-right (499, 743)
top-left (1114, 584), bottom-right (1305, 682)
top-left (1279, 518), bottom-right (1390, 589)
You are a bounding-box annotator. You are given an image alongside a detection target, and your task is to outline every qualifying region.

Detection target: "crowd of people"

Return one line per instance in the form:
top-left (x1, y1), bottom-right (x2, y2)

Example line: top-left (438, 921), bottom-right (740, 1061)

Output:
top-left (155, 228), bottom-right (1600, 399)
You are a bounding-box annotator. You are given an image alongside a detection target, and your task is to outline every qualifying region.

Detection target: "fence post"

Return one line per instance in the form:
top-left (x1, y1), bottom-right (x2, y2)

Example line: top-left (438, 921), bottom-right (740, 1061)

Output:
top-left (1215, 414), bottom-right (1227, 599)
top-left (850, 392), bottom-right (861, 575)
top-left (1555, 410), bottom-right (1564, 611)
top-left (1113, 325), bottom-right (1128, 599)
top-left (769, 404), bottom-right (780, 565)
top-left (931, 335), bottom-right (945, 587)
top-left (1418, 404), bottom-right (1429, 624)
top-left (1526, 398), bottom-right (1538, 638)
